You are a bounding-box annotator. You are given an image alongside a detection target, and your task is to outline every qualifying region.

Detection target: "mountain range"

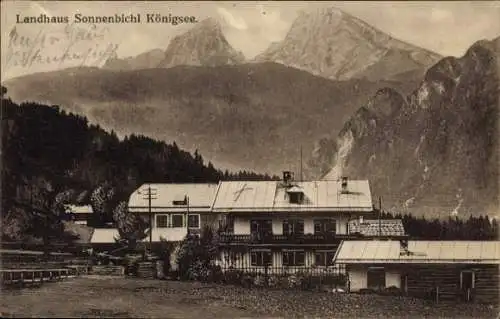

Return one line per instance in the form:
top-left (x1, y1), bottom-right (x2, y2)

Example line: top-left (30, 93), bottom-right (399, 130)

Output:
top-left (312, 36), bottom-right (500, 216)
top-left (3, 63), bottom-right (415, 175)
top-left (3, 6), bottom-right (498, 216)
top-left (102, 8), bottom-right (441, 83)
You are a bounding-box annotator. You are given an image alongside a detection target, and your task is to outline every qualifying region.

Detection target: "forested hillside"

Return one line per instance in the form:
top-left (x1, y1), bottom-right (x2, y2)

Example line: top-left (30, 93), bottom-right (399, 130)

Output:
top-left (1, 86), bottom-right (276, 243)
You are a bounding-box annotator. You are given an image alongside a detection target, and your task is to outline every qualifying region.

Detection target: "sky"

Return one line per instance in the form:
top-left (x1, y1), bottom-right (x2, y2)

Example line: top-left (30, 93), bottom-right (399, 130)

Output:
top-left (2, 1), bottom-right (500, 80)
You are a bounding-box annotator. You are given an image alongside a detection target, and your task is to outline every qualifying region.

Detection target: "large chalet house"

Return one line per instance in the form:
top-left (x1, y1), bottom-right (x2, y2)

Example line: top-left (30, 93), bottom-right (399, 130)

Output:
top-left (214, 174), bottom-right (376, 272)
top-left (119, 172), bottom-right (406, 273)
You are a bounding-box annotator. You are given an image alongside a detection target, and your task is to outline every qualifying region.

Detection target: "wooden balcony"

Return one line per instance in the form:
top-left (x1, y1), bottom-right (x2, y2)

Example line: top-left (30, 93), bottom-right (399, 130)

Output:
top-left (218, 232), bottom-right (360, 246)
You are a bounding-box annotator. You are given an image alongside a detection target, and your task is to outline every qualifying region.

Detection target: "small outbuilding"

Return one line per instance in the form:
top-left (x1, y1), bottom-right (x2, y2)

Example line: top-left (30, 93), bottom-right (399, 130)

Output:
top-left (334, 240), bottom-right (500, 304)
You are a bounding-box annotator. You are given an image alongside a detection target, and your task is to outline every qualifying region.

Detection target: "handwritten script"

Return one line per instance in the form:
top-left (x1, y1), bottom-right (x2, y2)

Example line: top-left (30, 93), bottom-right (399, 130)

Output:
top-left (4, 23), bottom-right (119, 71)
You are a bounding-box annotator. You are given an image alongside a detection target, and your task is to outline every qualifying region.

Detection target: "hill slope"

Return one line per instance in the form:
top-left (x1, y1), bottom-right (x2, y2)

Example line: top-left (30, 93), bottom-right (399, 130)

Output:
top-left (3, 63), bottom-right (416, 175)
top-left (103, 49), bottom-right (165, 71)
top-left (254, 6), bottom-right (442, 82)
top-left (311, 37), bottom-right (500, 216)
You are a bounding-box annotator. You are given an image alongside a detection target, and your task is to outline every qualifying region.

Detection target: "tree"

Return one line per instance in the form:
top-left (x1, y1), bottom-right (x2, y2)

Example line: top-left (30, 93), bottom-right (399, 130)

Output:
top-left (27, 177), bottom-right (75, 256)
top-left (90, 184), bottom-right (117, 226)
top-left (176, 226), bottom-right (220, 281)
top-left (112, 201), bottom-right (148, 251)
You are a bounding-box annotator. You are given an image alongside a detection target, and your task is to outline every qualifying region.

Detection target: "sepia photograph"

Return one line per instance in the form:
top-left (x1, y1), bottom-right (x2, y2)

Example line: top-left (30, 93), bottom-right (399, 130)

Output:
top-left (1, 1), bottom-right (499, 318)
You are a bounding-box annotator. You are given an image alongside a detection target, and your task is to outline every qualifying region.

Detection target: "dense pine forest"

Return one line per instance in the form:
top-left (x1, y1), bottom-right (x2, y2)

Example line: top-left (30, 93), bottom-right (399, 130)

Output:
top-left (376, 210), bottom-right (498, 240)
top-left (1, 86), bottom-right (277, 243)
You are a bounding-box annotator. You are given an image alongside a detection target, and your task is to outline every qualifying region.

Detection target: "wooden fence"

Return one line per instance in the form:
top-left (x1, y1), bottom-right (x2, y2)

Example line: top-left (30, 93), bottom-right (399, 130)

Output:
top-left (0, 268), bottom-right (77, 287)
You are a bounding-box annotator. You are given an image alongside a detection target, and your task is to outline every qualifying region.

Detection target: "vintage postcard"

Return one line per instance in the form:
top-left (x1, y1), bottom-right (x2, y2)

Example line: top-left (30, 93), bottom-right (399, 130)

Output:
top-left (1, 1), bottom-right (499, 318)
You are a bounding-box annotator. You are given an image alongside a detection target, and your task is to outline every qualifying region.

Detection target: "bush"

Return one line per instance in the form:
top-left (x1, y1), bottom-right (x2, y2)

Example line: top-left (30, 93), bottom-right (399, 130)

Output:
top-left (176, 227), bottom-right (219, 282)
top-left (240, 273), bottom-right (254, 288)
top-left (359, 288), bottom-right (376, 294)
top-left (223, 269), bottom-right (244, 285)
top-left (381, 286), bottom-right (402, 296)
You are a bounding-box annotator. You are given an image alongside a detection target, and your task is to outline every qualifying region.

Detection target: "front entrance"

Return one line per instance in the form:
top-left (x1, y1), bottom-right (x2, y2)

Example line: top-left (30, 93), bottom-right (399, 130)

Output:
top-left (460, 270), bottom-right (475, 302)
top-left (367, 267), bottom-right (386, 291)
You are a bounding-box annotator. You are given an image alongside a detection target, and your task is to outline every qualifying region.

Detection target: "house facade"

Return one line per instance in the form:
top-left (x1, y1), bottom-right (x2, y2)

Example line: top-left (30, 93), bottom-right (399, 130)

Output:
top-left (334, 240), bottom-right (500, 304)
top-left (123, 173), bottom-right (408, 275)
top-left (127, 183), bottom-right (220, 242)
top-left (212, 173), bottom-right (377, 274)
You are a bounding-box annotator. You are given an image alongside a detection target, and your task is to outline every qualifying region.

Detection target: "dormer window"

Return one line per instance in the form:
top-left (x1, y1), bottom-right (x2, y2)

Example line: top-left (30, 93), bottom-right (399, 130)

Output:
top-left (172, 195), bottom-right (188, 205)
top-left (341, 177), bottom-right (349, 194)
top-left (287, 186), bottom-right (304, 204)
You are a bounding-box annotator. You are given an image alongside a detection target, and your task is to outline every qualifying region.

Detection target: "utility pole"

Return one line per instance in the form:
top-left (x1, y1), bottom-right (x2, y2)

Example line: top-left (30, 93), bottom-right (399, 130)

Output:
top-left (185, 196), bottom-right (191, 237)
top-left (300, 146), bottom-right (303, 182)
top-left (142, 184), bottom-right (157, 254)
top-left (379, 196), bottom-right (382, 237)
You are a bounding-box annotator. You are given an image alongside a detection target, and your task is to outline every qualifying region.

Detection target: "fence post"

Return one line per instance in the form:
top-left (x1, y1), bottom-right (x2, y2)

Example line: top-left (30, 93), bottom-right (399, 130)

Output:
top-left (264, 265), bottom-right (269, 287)
top-left (436, 286), bottom-right (439, 304)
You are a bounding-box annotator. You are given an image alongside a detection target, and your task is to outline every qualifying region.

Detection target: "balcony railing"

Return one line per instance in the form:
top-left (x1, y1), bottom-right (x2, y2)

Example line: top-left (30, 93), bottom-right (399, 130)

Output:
top-left (218, 232), bottom-right (358, 245)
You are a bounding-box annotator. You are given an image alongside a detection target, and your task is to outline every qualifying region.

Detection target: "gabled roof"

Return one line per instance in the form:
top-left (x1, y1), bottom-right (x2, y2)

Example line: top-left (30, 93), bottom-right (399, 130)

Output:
top-left (212, 181), bottom-right (278, 212)
top-left (348, 219), bottom-right (406, 237)
top-left (128, 183), bottom-right (219, 213)
top-left (334, 240), bottom-right (500, 264)
top-left (272, 181), bottom-right (372, 212)
top-left (129, 179), bottom-right (373, 213)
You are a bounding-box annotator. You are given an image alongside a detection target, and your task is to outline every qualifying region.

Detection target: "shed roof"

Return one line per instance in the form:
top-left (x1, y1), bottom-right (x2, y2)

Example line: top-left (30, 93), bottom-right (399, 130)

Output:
top-left (89, 228), bottom-right (185, 244)
top-left (128, 183), bottom-right (219, 213)
top-left (334, 240), bottom-right (500, 264)
top-left (65, 205), bottom-right (93, 214)
top-left (90, 228), bottom-right (120, 244)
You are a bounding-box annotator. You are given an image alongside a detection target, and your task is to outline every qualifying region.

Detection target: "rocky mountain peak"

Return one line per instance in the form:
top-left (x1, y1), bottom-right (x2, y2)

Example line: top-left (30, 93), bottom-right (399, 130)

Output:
top-left (312, 38), bottom-right (499, 216)
top-left (254, 6), bottom-right (441, 81)
top-left (158, 17), bottom-right (245, 68)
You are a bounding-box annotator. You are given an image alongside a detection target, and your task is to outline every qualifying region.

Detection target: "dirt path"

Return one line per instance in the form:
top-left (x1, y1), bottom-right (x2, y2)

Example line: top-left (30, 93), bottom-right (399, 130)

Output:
top-left (1, 276), bottom-right (498, 318)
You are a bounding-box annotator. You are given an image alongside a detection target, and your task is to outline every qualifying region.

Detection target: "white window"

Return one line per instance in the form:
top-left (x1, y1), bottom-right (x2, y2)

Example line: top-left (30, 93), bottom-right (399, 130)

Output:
top-left (187, 214), bottom-right (200, 228)
top-left (314, 250), bottom-right (336, 266)
top-left (251, 250), bottom-right (272, 266)
top-left (282, 250), bottom-right (305, 266)
top-left (156, 214), bottom-right (169, 228)
top-left (314, 219), bottom-right (336, 235)
top-left (171, 214), bottom-right (184, 228)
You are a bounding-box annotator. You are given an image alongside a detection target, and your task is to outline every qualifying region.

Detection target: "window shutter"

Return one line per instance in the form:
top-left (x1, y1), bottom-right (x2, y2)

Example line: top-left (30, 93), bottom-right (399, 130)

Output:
top-left (282, 252), bottom-right (289, 266)
top-left (314, 252), bottom-right (323, 266)
top-left (265, 252), bottom-right (272, 266)
top-left (314, 221), bottom-right (322, 234)
top-left (327, 252), bottom-right (336, 266)
top-left (297, 251), bottom-right (305, 266)
top-left (297, 220), bottom-right (305, 235)
top-left (283, 220), bottom-right (289, 236)
top-left (251, 252), bottom-right (257, 266)
top-left (251, 221), bottom-right (258, 233)
top-left (327, 219), bottom-right (337, 234)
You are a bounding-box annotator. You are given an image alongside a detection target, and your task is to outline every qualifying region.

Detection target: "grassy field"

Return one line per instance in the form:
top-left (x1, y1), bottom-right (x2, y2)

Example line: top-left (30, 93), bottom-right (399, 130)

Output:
top-left (1, 276), bottom-right (498, 318)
